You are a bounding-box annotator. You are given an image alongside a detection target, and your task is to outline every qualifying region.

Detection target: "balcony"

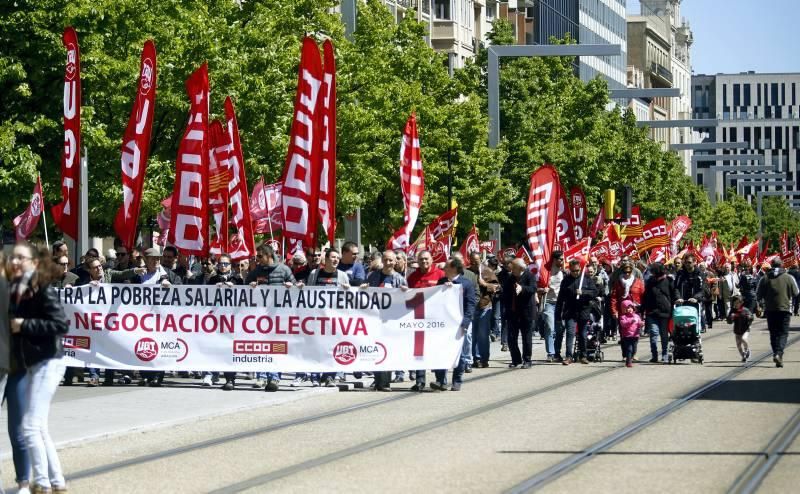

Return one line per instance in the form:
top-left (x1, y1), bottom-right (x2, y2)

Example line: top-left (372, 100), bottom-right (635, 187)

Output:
top-left (649, 61), bottom-right (673, 86)
top-left (432, 19), bottom-right (456, 41)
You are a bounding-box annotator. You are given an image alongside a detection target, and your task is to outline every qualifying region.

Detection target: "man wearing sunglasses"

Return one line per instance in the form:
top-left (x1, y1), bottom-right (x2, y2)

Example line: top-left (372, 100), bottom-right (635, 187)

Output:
top-left (203, 254), bottom-right (243, 389)
top-left (52, 255), bottom-right (79, 289)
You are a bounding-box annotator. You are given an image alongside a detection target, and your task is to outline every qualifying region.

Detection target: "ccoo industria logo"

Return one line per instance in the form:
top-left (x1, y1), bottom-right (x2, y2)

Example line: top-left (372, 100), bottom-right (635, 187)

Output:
top-left (134, 337), bottom-right (158, 362)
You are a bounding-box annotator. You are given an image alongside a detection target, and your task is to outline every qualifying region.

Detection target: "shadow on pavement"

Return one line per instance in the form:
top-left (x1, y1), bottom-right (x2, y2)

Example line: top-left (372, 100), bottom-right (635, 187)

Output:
top-left (696, 378), bottom-right (800, 404)
top-left (496, 450), bottom-right (800, 456)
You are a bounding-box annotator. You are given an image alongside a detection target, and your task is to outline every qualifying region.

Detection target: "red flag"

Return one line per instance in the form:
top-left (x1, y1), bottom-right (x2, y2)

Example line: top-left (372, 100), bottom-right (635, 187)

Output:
top-left (633, 218), bottom-right (670, 254)
top-left (319, 39), bottom-right (337, 243)
top-left (459, 225), bottom-right (480, 258)
top-left (208, 121), bottom-right (232, 256)
top-left (669, 216), bottom-right (692, 246)
top-left (427, 207), bottom-right (459, 240)
top-left (589, 208), bottom-right (605, 239)
top-left (480, 240), bottom-right (497, 254)
top-left (570, 186), bottom-right (588, 241)
top-left (556, 188), bottom-right (573, 251)
top-left (515, 246), bottom-right (533, 265)
top-left (390, 113), bottom-right (424, 250)
top-left (51, 27), bottom-right (81, 240)
top-left (113, 41), bottom-right (156, 251)
top-left (251, 179), bottom-right (284, 234)
top-left (759, 238), bottom-right (771, 264)
top-left (651, 245), bottom-right (668, 264)
top-left (167, 64), bottom-right (210, 256)
top-left (224, 97), bottom-right (256, 262)
top-left (281, 37), bottom-right (325, 253)
top-left (563, 237), bottom-right (592, 269)
top-left (13, 177), bottom-right (44, 243)
top-left (590, 240), bottom-right (611, 261)
top-left (603, 224), bottom-right (622, 244)
top-left (736, 235), bottom-right (750, 252)
top-left (526, 164), bottom-right (561, 288)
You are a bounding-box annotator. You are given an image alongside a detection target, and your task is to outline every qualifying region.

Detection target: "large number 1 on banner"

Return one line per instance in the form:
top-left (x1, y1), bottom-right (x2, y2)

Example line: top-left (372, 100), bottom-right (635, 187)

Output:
top-left (405, 292), bottom-right (425, 319)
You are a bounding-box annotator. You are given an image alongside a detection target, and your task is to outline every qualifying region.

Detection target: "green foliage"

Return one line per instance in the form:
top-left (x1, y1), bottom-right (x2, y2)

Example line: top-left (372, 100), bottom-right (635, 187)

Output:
top-left (760, 196), bottom-right (800, 248)
top-left (702, 190), bottom-right (760, 245)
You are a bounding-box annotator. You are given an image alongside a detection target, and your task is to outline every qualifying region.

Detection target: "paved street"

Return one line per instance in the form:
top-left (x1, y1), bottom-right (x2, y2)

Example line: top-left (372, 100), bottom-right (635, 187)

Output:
top-left (1, 318), bottom-right (798, 493)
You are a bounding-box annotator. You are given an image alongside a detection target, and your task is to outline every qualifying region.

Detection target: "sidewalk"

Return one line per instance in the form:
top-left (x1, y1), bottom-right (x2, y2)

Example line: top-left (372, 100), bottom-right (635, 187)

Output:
top-left (0, 376), bottom-right (338, 459)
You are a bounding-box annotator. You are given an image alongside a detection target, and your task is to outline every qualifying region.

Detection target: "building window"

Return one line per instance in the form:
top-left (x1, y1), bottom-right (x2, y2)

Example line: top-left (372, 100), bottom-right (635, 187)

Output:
top-left (776, 106), bottom-right (783, 119)
top-left (744, 127), bottom-right (751, 146)
top-left (744, 83), bottom-right (751, 107)
top-left (793, 83), bottom-right (797, 105)
top-left (771, 83), bottom-right (779, 105)
top-left (723, 84), bottom-right (728, 107)
top-left (755, 127), bottom-right (762, 147)
top-left (782, 83), bottom-right (786, 105)
top-left (757, 83), bottom-right (761, 106)
top-left (776, 126), bottom-right (783, 149)
top-left (434, 0), bottom-right (451, 20)
top-left (733, 84), bottom-right (740, 106)
top-left (730, 127), bottom-right (738, 142)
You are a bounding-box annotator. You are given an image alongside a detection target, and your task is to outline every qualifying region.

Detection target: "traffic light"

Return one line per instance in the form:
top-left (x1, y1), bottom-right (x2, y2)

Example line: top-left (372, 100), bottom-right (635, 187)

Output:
top-left (603, 189), bottom-right (615, 221)
top-left (621, 185), bottom-right (633, 220)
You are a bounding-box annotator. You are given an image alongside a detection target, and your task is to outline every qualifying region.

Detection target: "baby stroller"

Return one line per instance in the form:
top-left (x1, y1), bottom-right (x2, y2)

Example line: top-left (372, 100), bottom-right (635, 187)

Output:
top-left (668, 302), bottom-right (704, 364)
top-left (577, 302), bottom-right (605, 362)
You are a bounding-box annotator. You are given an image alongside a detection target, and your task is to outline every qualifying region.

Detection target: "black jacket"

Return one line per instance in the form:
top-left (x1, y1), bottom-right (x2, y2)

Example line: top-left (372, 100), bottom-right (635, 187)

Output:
top-left (208, 272), bottom-right (244, 285)
top-left (501, 270), bottom-right (538, 322)
top-left (9, 281), bottom-right (69, 370)
top-left (674, 268), bottom-right (705, 302)
top-left (438, 275), bottom-right (477, 328)
top-left (556, 274), bottom-right (597, 321)
top-left (642, 275), bottom-right (678, 319)
top-left (738, 272), bottom-right (759, 301)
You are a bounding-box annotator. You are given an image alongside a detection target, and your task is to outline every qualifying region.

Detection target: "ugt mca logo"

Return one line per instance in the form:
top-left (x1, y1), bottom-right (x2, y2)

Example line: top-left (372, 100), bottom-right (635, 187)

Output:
top-left (333, 341), bottom-right (357, 365)
top-left (134, 337), bottom-right (158, 362)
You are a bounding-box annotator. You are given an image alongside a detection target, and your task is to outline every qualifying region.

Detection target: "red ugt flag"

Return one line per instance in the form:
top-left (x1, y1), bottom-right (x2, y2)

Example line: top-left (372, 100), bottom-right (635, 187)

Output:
top-left (113, 40), bottom-right (157, 251)
top-left (318, 40), bottom-right (337, 243)
top-left (526, 164), bottom-right (561, 288)
top-left (51, 27), bottom-right (81, 240)
top-left (167, 64), bottom-right (210, 256)
top-left (14, 177), bottom-right (44, 243)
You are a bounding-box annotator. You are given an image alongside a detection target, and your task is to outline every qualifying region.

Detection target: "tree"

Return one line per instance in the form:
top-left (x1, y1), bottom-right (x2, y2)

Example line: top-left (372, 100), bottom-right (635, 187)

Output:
top-left (701, 190), bottom-right (760, 245)
top-left (760, 196), bottom-right (800, 248)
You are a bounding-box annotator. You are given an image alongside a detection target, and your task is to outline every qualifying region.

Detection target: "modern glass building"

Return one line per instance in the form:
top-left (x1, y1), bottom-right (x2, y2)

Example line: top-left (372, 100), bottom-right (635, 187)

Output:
top-left (534, 0), bottom-right (628, 91)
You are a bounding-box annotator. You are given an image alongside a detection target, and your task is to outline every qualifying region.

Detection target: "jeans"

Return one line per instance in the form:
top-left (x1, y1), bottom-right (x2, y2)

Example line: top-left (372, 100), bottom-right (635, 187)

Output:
top-left (507, 317), bottom-right (533, 364)
top-left (766, 311), bottom-right (791, 356)
top-left (491, 299), bottom-right (504, 342)
top-left (564, 319), bottom-right (589, 357)
top-left (461, 322), bottom-right (473, 367)
top-left (256, 372), bottom-right (281, 381)
top-left (621, 337), bottom-right (639, 361)
top-left (472, 307), bottom-right (493, 363)
top-left (435, 323), bottom-right (470, 385)
top-left (5, 372), bottom-right (30, 484)
top-left (541, 302), bottom-right (558, 356)
top-left (647, 315), bottom-right (670, 359)
top-left (24, 358), bottom-right (66, 489)
top-left (555, 316), bottom-right (576, 359)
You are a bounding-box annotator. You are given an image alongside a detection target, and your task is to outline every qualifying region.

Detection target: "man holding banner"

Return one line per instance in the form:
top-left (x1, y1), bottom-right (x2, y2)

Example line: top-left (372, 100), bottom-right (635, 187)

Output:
top-left (433, 257), bottom-right (476, 392)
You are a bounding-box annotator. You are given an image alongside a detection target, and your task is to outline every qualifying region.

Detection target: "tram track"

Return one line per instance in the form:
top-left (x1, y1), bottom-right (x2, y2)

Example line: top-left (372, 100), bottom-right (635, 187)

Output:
top-left (504, 333), bottom-right (800, 493)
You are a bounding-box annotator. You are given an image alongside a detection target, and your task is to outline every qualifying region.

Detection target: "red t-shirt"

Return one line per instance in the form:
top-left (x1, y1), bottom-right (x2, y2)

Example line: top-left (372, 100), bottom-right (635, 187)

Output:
top-left (407, 267), bottom-right (445, 288)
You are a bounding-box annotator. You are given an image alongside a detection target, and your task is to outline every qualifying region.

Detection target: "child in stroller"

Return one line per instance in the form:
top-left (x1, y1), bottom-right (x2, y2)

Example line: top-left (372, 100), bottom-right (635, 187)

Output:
top-left (668, 301), bottom-right (704, 364)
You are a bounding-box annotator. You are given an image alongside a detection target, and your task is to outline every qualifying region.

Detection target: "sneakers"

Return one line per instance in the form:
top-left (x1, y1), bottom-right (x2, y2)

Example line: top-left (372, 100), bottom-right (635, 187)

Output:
top-left (661, 354), bottom-right (669, 363)
top-left (87, 377), bottom-right (99, 387)
top-left (464, 364), bottom-right (473, 373)
top-left (222, 381), bottom-right (235, 391)
top-left (117, 375), bottom-right (132, 385)
top-left (562, 357), bottom-right (572, 366)
top-left (745, 349), bottom-right (751, 361)
top-left (265, 379), bottom-right (279, 392)
top-left (521, 361), bottom-right (532, 369)
top-left (253, 379), bottom-right (266, 389)
top-left (625, 358), bottom-right (633, 368)
top-left (430, 381), bottom-right (446, 391)
top-left (311, 379), bottom-right (321, 387)
top-left (579, 357), bottom-right (589, 365)
top-left (410, 383), bottom-right (425, 392)
top-left (546, 355), bottom-right (554, 363)
top-left (291, 376), bottom-right (305, 387)
top-left (501, 344), bottom-right (509, 352)
top-left (202, 375), bottom-right (213, 387)
top-left (490, 334), bottom-right (497, 342)
top-left (649, 356), bottom-right (659, 363)
top-left (775, 354), bottom-right (784, 368)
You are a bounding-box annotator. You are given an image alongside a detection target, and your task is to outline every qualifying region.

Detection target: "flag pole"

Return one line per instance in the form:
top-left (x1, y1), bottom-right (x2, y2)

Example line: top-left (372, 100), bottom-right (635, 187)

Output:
top-left (39, 175), bottom-right (50, 250)
top-left (260, 176), bottom-right (275, 243)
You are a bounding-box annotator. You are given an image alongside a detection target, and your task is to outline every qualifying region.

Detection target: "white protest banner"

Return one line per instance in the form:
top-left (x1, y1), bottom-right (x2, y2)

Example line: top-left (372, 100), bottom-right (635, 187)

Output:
top-left (59, 285), bottom-right (464, 373)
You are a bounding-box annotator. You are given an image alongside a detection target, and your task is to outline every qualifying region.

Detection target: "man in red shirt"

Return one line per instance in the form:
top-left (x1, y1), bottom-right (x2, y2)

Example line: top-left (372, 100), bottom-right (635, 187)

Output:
top-left (406, 250), bottom-right (445, 391)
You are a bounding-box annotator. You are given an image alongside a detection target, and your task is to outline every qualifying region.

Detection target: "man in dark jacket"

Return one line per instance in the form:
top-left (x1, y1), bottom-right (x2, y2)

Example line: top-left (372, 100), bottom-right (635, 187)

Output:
top-left (737, 260), bottom-right (759, 313)
top-left (433, 257), bottom-right (476, 391)
top-left (555, 260), bottom-right (597, 365)
top-left (642, 262), bottom-right (679, 363)
top-left (502, 258), bottom-right (538, 368)
top-left (757, 258), bottom-right (799, 367)
top-left (674, 253), bottom-right (706, 333)
top-left (0, 269), bottom-right (10, 395)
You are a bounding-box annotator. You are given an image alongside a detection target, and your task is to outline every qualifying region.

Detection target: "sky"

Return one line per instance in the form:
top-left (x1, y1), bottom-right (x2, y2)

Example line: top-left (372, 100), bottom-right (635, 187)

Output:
top-left (629, 0), bottom-right (800, 75)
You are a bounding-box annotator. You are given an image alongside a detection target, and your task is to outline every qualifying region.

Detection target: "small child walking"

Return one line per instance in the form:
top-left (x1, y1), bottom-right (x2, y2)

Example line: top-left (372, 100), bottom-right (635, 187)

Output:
top-left (619, 300), bottom-right (644, 367)
top-left (726, 295), bottom-right (753, 362)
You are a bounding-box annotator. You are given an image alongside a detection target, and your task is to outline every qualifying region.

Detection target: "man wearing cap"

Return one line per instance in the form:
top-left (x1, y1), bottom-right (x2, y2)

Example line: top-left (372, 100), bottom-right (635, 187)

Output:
top-left (133, 246), bottom-right (182, 386)
top-left (757, 257), bottom-right (799, 368)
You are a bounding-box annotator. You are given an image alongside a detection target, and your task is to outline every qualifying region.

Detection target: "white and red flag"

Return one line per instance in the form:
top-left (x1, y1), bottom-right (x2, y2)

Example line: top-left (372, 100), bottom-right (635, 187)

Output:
top-left (389, 113), bottom-right (424, 250)
top-left (167, 64), bottom-right (210, 256)
top-left (250, 178), bottom-right (284, 234)
top-left (526, 164), bottom-right (561, 287)
top-left (459, 225), bottom-right (480, 258)
top-left (208, 120), bottom-right (232, 256)
top-left (619, 205), bottom-right (643, 237)
top-left (224, 97), bottom-right (256, 261)
top-left (570, 186), bottom-right (587, 241)
top-left (281, 38), bottom-right (324, 253)
top-left (563, 237), bottom-right (592, 269)
top-left (427, 207), bottom-right (459, 240)
top-left (51, 26), bottom-right (81, 240)
top-left (555, 188), bottom-right (573, 251)
top-left (318, 39), bottom-right (337, 243)
top-left (113, 40), bottom-right (156, 251)
top-left (633, 218), bottom-right (670, 254)
top-left (589, 208), bottom-right (605, 239)
top-left (669, 215), bottom-right (692, 254)
top-left (13, 176), bottom-right (44, 243)
top-left (480, 241), bottom-right (497, 255)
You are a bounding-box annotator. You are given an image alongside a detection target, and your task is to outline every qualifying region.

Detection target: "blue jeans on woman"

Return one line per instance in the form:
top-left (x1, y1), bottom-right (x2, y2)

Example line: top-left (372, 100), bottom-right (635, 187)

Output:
top-left (5, 371), bottom-right (30, 485)
top-left (647, 315), bottom-right (670, 360)
top-left (472, 307), bottom-right (493, 364)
